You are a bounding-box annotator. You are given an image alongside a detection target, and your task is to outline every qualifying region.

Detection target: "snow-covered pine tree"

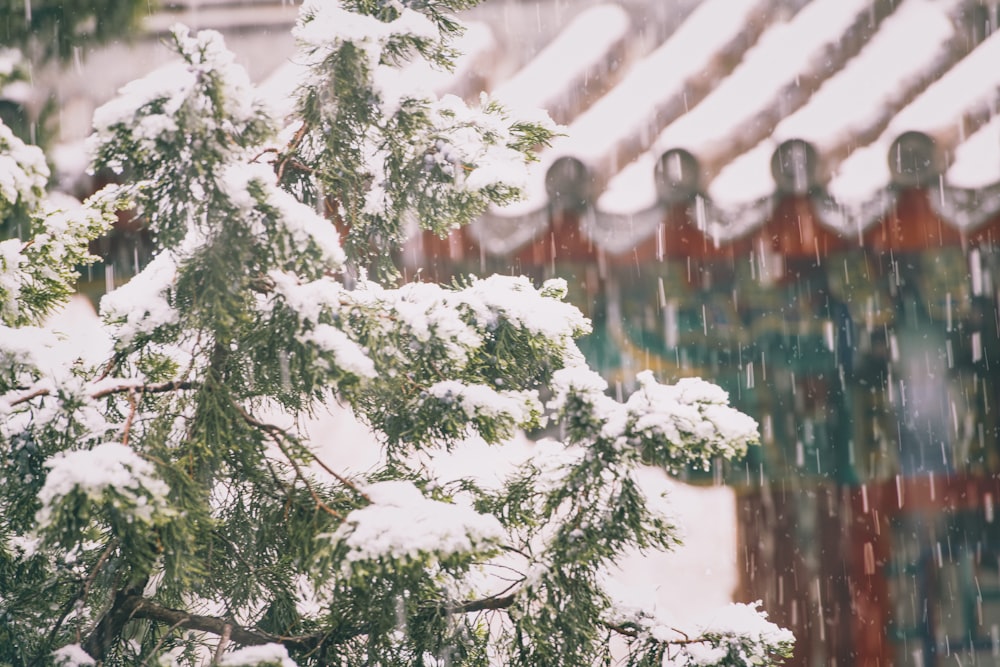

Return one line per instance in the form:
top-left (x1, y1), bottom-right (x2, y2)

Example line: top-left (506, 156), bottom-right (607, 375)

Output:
top-left (0, 1), bottom-right (794, 665)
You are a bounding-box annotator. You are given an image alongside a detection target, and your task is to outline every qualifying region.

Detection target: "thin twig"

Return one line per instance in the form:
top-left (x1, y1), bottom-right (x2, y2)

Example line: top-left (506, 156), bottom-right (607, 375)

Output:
top-left (481, 560), bottom-right (527, 582)
top-left (500, 544), bottom-right (531, 559)
top-left (92, 380), bottom-right (196, 400)
top-left (140, 617), bottom-right (190, 667)
top-left (276, 121), bottom-right (310, 181)
top-left (231, 402), bottom-right (343, 520)
top-left (121, 390), bottom-right (138, 446)
top-left (94, 358), bottom-right (116, 383)
top-left (309, 452), bottom-right (371, 502)
top-left (279, 158), bottom-right (317, 177)
top-left (602, 619), bottom-right (706, 646)
top-left (7, 386), bottom-right (51, 407)
top-left (250, 146), bottom-right (279, 163)
top-left (38, 596), bottom-right (83, 665)
top-left (273, 437), bottom-right (344, 520)
top-left (470, 578), bottom-right (521, 605)
top-left (81, 539), bottom-right (120, 605)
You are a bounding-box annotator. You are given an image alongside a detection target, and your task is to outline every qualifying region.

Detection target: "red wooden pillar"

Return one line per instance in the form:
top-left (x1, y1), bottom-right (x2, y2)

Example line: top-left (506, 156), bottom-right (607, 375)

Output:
top-left (845, 481), bottom-right (893, 666)
top-left (736, 482), bottom-right (819, 667)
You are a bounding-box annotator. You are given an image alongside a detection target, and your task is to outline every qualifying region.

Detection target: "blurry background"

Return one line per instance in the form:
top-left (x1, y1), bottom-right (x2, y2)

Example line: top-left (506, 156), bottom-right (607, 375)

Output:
top-left (12, 1), bottom-right (1000, 665)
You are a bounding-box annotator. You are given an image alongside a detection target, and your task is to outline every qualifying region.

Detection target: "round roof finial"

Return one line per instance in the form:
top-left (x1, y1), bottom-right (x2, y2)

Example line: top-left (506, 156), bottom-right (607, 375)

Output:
top-left (654, 148), bottom-right (701, 204)
top-left (770, 139), bottom-right (820, 195)
top-left (888, 131), bottom-right (942, 189)
top-left (545, 156), bottom-right (592, 212)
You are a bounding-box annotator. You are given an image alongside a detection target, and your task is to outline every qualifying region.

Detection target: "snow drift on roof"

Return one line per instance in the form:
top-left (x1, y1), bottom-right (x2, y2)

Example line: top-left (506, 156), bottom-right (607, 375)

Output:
top-left (831, 19), bottom-right (1000, 204)
top-left (948, 115), bottom-right (1000, 189)
top-left (710, 0), bottom-right (957, 207)
top-left (491, 4), bottom-right (630, 117)
top-left (498, 0), bottom-right (770, 217)
top-left (601, 0), bottom-right (873, 214)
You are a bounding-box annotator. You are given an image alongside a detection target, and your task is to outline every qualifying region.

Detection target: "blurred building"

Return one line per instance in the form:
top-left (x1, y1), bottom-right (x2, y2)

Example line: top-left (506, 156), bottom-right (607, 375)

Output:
top-left (409, 2), bottom-right (1000, 665)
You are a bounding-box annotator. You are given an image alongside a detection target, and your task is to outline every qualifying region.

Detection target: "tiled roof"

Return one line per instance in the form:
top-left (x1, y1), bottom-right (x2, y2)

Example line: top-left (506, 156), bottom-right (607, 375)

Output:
top-left (431, 0), bottom-right (1000, 261)
top-left (140, 0), bottom-right (1000, 260)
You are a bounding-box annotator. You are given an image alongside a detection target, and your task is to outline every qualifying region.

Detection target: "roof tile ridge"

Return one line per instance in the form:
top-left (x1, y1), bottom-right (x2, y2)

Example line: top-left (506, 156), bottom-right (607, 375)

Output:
top-left (707, 0), bottom-right (967, 210)
top-left (583, 0), bottom-right (780, 195)
top-left (678, 0), bottom-right (900, 188)
top-left (823, 0), bottom-right (978, 171)
top-left (528, 0), bottom-right (780, 214)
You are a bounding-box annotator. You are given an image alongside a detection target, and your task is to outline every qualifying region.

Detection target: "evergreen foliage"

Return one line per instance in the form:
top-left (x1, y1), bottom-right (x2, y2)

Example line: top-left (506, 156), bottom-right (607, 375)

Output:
top-left (0, 50), bottom-right (39, 147)
top-left (0, 1), bottom-right (794, 665)
top-left (0, 0), bottom-right (148, 63)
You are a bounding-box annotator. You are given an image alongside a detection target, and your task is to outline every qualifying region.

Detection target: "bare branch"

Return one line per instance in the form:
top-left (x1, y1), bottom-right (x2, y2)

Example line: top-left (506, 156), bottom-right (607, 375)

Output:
top-left (276, 121), bottom-right (311, 182)
top-left (250, 146), bottom-right (279, 164)
top-left (214, 623), bottom-right (233, 662)
top-left (7, 385), bottom-right (50, 407)
top-left (603, 620), bottom-right (639, 639)
top-left (128, 596), bottom-right (318, 650)
top-left (92, 380), bottom-right (197, 400)
top-left (7, 379), bottom-right (196, 408)
top-left (140, 617), bottom-right (190, 667)
top-left (82, 580), bottom-right (148, 659)
top-left (601, 620), bottom-right (717, 648)
top-left (85, 589), bottom-right (520, 658)
top-left (82, 539), bottom-right (120, 605)
top-left (451, 593), bottom-right (515, 614)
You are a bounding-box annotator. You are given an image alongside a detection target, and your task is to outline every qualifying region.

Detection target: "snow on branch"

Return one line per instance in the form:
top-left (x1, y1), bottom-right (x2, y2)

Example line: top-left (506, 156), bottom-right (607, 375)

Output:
top-left (89, 25), bottom-right (276, 247)
top-left (0, 131), bottom-right (115, 327)
top-left (625, 371), bottom-right (759, 471)
top-left (0, 117), bottom-right (47, 219)
top-left (328, 480), bottom-right (504, 572)
top-left (551, 366), bottom-right (759, 472)
top-left (35, 442), bottom-right (170, 530)
top-left (607, 599), bottom-right (795, 667)
top-left (284, 0), bottom-right (558, 279)
top-left (425, 380), bottom-right (541, 430)
top-left (220, 162), bottom-right (346, 271)
top-left (100, 248), bottom-right (179, 348)
top-left (91, 25), bottom-right (265, 155)
top-left (294, 0), bottom-right (439, 74)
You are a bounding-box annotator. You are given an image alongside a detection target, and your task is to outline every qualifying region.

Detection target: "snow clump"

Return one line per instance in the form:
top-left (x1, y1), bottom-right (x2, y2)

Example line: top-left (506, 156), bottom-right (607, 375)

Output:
top-left (36, 442), bottom-right (170, 528)
top-left (219, 643), bottom-right (299, 667)
top-left (330, 480), bottom-right (505, 568)
top-left (51, 644), bottom-right (96, 667)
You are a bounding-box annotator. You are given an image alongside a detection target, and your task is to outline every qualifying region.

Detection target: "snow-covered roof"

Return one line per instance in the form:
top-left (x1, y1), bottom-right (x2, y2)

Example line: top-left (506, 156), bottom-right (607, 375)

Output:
top-left (495, 0), bottom-right (774, 217)
top-left (490, 4), bottom-right (631, 125)
top-left (448, 0), bottom-right (1000, 257)
top-left (135, 0), bottom-right (1000, 258)
top-left (710, 0), bottom-right (960, 208)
